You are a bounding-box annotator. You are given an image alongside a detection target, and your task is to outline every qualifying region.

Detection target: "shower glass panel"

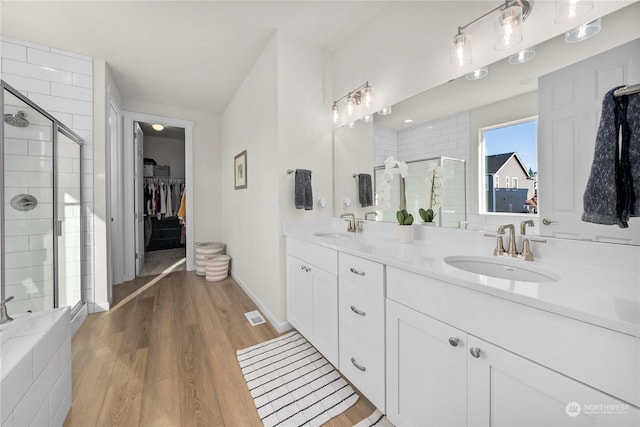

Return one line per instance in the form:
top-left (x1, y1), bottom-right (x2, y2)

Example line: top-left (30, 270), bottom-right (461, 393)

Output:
top-left (3, 88), bottom-right (55, 313)
top-left (2, 81), bottom-right (84, 315)
top-left (56, 130), bottom-right (82, 309)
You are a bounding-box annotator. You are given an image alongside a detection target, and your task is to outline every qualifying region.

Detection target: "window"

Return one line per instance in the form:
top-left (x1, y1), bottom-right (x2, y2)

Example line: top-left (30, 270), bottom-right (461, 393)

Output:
top-left (481, 118), bottom-right (537, 214)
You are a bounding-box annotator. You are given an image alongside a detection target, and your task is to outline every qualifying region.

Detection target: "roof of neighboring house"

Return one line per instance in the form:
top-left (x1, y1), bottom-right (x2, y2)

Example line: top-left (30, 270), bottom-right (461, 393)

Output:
top-left (486, 152), bottom-right (531, 178)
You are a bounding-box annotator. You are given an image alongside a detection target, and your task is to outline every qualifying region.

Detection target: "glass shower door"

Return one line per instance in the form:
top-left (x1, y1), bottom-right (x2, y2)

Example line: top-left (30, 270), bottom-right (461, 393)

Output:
top-left (3, 87), bottom-right (55, 313)
top-left (56, 129), bottom-right (82, 310)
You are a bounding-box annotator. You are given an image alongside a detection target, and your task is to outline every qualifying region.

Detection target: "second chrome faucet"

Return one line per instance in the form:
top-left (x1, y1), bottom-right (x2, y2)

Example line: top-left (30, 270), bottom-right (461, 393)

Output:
top-left (493, 221), bottom-right (545, 261)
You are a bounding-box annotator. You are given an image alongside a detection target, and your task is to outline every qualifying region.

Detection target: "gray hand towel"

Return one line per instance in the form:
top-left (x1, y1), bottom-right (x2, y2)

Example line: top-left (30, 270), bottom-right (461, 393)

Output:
top-left (295, 169), bottom-right (313, 210)
top-left (358, 174), bottom-right (373, 207)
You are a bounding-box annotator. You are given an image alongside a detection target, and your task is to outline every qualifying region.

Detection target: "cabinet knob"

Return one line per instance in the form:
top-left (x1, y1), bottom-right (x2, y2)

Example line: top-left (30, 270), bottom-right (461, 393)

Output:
top-left (351, 357), bottom-right (366, 372)
top-left (542, 218), bottom-right (556, 226)
top-left (350, 305), bottom-right (366, 316)
top-left (448, 337), bottom-right (459, 347)
top-left (349, 267), bottom-right (365, 276)
top-left (470, 347), bottom-right (481, 358)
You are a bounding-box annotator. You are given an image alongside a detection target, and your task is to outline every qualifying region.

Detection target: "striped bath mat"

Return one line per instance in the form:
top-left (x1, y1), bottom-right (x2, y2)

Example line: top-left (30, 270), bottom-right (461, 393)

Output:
top-left (237, 331), bottom-right (359, 427)
top-left (354, 409), bottom-right (394, 427)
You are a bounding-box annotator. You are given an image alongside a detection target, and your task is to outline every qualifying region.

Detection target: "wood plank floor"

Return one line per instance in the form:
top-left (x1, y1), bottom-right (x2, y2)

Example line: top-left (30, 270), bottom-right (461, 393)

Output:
top-left (64, 271), bottom-right (375, 427)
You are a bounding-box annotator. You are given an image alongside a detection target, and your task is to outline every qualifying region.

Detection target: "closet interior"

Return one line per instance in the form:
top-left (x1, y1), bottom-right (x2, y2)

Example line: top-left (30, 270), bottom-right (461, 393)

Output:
top-left (138, 121), bottom-right (186, 276)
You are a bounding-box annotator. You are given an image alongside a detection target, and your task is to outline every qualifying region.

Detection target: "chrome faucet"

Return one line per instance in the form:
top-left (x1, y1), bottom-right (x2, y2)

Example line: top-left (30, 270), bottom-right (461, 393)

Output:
top-left (1, 296), bottom-right (14, 324)
top-left (340, 213), bottom-right (356, 232)
top-left (520, 219), bottom-right (534, 235)
top-left (497, 224), bottom-right (518, 256)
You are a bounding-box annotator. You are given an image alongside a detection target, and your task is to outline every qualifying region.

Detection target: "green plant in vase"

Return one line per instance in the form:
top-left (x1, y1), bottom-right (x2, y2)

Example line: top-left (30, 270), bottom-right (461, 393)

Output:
top-left (420, 164), bottom-right (441, 225)
top-left (419, 208), bottom-right (435, 223)
top-left (396, 209), bottom-right (414, 226)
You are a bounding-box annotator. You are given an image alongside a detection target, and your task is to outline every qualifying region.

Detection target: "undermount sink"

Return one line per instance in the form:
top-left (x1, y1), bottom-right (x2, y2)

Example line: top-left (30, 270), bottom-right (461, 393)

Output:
top-left (443, 256), bottom-right (559, 283)
top-left (312, 232), bottom-right (352, 239)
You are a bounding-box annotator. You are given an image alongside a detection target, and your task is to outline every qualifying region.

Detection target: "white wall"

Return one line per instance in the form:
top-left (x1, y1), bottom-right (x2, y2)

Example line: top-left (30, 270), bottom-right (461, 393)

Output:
top-left (1, 36), bottom-right (95, 312)
top-left (143, 136), bottom-right (185, 178)
top-left (222, 31), bottom-right (333, 329)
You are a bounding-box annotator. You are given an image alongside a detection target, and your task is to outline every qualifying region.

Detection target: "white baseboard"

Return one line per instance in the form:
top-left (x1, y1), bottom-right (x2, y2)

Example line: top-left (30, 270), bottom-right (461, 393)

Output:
top-left (90, 301), bottom-right (110, 313)
top-left (230, 271), bottom-right (292, 334)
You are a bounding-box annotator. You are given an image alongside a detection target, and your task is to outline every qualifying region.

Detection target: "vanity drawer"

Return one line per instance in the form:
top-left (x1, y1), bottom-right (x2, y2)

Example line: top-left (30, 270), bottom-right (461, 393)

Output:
top-left (339, 252), bottom-right (384, 296)
top-left (387, 266), bottom-right (640, 407)
top-left (339, 279), bottom-right (385, 411)
top-left (286, 237), bottom-right (337, 275)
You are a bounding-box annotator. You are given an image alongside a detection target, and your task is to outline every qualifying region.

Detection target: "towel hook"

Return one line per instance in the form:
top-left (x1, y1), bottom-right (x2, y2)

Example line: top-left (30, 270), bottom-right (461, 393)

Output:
top-left (287, 169), bottom-right (295, 174)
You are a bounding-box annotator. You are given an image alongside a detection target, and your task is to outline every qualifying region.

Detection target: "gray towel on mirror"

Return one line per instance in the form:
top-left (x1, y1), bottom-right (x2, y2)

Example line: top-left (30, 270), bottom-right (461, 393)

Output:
top-left (358, 174), bottom-right (373, 207)
top-left (295, 169), bottom-right (313, 210)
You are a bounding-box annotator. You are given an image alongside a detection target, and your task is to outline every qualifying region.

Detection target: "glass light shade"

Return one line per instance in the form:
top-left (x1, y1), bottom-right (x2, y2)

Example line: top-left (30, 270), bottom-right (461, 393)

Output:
top-left (565, 18), bottom-right (601, 43)
top-left (363, 85), bottom-right (373, 109)
top-left (555, 0), bottom-right (594, 24)
top-left (379, 106), bottom-right (392, 116)
top-left (466, 66), bottom-right (489, 81)
top-left (346, 95), bottom-right (355, 116)
top-left (332, 104), bottom-right (339, 124)
top-left (361, 114), bottom-right (373, 123)
top-left (495, 4), bottom-right (523, 50)
top-left (508, 46), bottom-right (536, 64)
top-left (151, 123), bottom-right (164, 131)
top-left (450, 32), bottom-right (472, 67)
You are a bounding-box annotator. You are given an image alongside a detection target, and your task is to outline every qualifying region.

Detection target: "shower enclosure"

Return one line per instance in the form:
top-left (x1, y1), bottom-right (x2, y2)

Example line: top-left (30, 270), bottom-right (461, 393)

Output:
top-left (1, 81), bottom-right (84, 316)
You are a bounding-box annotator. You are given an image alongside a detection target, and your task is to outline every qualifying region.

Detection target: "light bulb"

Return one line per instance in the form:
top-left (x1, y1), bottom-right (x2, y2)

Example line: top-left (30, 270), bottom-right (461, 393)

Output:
top-left (152, 123), bottom-right (164, 131)
top-left (332, 104), bottom-right (339, 124)
top-left (555, 0), bottom-right (594, 24)
top-left (346, 95), bottom-right (355, 116)
top-left (495, 4), bottom-right (523, 50)
top-left (450, 32), bottom-right (472, 68)
top-left (363, 85), bottom-right (372, 109)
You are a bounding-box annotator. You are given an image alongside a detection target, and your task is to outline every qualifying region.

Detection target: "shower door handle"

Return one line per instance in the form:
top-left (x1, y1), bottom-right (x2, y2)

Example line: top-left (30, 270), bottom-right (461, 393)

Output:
top-left (57, 220), bottom-right (63, 236)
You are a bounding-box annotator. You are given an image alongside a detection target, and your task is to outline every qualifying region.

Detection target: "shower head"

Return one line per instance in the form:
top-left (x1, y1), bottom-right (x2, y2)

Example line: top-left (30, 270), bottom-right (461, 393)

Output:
top-left (4, 110), bottom-right (29, 128)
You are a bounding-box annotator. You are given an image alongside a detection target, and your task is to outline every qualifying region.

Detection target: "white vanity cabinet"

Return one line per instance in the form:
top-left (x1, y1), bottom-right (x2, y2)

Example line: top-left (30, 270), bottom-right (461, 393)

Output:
top-left (386, 266), bottom-right (640, 427)
top-left (286, 238), bottom-right (338, 367)
top-left (338, 253), bottom-right (386, 411)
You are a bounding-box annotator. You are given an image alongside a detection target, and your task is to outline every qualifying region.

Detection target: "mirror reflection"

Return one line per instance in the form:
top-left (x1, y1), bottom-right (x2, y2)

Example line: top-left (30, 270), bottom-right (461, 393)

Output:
top-left (333, 3), bottom-right (639, 244)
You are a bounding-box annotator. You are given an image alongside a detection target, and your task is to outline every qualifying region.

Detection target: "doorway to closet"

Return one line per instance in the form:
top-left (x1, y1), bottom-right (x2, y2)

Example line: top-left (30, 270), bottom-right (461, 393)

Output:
top-left (136, 121), bottom-right (186, 277)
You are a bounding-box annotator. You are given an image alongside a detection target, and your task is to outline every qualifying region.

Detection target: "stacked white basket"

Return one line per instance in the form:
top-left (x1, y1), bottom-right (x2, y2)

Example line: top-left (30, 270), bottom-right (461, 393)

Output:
top-left (205, 255), bottom-right (231, 282)
top-left (195, 242), bottom-right (225, 276)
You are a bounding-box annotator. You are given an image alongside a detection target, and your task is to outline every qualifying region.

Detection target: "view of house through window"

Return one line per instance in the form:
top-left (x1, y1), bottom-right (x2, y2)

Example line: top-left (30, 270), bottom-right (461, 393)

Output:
top-left (481, 118), bottom-right (538, 214)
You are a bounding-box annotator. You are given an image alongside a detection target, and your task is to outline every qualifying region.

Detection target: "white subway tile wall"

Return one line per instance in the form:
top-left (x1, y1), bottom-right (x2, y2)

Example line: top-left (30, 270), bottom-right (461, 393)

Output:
top-left (374, 112), bottom-right (471, 219)
top-left (1, 36), bottom-right (94, 312)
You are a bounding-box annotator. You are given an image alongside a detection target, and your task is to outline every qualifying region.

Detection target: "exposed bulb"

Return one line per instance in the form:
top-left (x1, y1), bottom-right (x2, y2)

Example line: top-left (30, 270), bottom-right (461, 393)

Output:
top-left (346, 95), bottom-right (355, 116)
top-left (332, 104), bottom-right (339, 124)
top-left (363, 85), bottom-right (372, 109)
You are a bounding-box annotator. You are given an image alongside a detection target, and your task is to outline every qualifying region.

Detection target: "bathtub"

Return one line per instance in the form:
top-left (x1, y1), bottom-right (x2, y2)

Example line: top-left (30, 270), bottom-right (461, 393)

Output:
top-left (1, 308), bottom-right (72, 427)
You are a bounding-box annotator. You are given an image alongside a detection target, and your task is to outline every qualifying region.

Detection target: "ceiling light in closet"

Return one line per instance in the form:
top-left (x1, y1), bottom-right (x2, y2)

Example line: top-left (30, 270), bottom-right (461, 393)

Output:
top-left (152, 123), bottom-right (165, 131)
top-left (565, 18), bottom-right (601, 43)
top-left (404, 119), bottom-right (414, 124)
top-left (508, 46), bottom-right (536, 64)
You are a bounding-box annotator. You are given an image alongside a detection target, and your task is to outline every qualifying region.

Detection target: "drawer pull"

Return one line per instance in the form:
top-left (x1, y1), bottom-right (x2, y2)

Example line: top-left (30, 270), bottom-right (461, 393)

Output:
top-left (448, 337), bottom-right (459, 347)
top-left (351, 357), bottom-right (366, 372)
top-left (470, 347), bottom-right (481, 358)
top-left (350, 305), bottom-right (366, 316)
top-left (349, 267), bottom-right (365, 276)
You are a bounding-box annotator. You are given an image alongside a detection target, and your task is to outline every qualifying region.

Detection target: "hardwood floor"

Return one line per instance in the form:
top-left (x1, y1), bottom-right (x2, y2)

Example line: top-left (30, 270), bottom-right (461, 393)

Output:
top-left (64, 271), bottom-right (375, 427)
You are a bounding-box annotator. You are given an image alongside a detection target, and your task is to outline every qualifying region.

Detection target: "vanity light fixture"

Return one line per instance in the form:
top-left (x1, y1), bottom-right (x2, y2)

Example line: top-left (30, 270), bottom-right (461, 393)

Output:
top-left (151, 123), bottom-right (164, 131)
top-left (555, 0), bottom-right (594, 24)
top-left (466, 66), bottom-right (489, 81)
top-left (332, 81), bottom-right (373, 124)
top-left (450, 0), bottom-right (532, 68)
top-left (508, 46), bottom-right (536, 64)
top-left (564, 18), bottom-right (601, 43)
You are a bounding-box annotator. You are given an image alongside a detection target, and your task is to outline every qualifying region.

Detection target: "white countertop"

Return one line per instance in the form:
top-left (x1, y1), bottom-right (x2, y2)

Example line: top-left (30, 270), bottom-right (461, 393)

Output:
top-left (284, 220), bottom-right (640, 338)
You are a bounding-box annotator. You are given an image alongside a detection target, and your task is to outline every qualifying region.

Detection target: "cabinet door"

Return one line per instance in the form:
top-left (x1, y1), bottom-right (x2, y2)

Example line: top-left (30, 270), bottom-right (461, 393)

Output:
top-left (310, 265), bottom-right (338, 367)
top-left (467, 335), bottom-right (640, 427)
top-left (287, 256), bottom-right (313, 339)
top-left (386, 300), bottom-right (467, 427)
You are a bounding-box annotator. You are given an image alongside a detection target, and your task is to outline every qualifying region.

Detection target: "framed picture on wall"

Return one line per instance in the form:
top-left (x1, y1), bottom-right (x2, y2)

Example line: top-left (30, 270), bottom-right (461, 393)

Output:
top-left (234, 150), bottom-right (248, 189)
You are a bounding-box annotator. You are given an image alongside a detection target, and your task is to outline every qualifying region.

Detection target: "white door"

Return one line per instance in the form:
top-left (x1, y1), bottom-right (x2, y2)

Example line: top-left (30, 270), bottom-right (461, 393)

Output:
top-left (134, 122), bottom-right (145, 275)
top-left (467, 335), bottom-right (640, 427)
top-left (109, 103), bottom-right (124, 286)
top-left (386, 299), bottom-right (467, 427)
top-left (538, 39), bottom-right (640, 244)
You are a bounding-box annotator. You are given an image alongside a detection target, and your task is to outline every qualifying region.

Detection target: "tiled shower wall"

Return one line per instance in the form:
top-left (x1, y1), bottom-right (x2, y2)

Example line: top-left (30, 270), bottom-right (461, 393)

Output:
top-left (1, 36), bottom-right (94, 311)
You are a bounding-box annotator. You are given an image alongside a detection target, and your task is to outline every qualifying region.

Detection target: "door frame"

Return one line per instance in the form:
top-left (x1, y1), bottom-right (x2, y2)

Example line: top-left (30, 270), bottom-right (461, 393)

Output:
top-left (122, 111), bottom-right (194, 281)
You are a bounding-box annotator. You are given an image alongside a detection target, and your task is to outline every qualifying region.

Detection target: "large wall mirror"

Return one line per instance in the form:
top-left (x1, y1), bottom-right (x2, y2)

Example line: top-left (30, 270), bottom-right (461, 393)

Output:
top-left (333, 2), bottom-right (640, 245)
